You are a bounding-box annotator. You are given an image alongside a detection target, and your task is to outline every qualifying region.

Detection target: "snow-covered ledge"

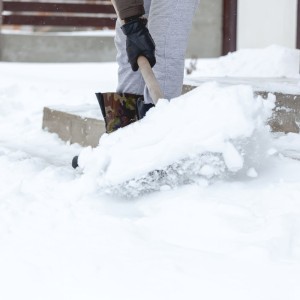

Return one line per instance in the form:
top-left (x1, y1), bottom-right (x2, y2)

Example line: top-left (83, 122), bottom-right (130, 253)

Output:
top-left (42, 85), bottom-right (300, 148)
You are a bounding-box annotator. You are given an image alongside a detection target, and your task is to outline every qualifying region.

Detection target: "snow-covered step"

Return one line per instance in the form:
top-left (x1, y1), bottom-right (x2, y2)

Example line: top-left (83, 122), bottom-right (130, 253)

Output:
top-left (42, 106), bottom-right (105, 147)
top-left (183, 79), bottom-right (300, 134)
top-left (267, 92), bottom-right (300, 133)
top-left (42, 82), bottom-right (300, 148)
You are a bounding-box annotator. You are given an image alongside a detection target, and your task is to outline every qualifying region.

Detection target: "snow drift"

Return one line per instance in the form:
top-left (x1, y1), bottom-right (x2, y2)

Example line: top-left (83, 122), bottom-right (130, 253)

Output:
top-left (187, 45), bottom-right (300, 78)
top-left (1, 49), bottom-right (300, 300)
top-left (78, 82), bottom-right (274, 196)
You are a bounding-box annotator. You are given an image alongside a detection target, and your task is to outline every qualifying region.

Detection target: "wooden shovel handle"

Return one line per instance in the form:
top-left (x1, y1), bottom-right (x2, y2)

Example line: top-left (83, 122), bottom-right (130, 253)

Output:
top-left (137, 56), bottom-right (164, 105)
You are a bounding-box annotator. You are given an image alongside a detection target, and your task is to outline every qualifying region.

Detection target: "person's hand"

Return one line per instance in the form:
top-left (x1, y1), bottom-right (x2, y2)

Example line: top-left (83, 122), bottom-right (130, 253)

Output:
top-left (121, 18), bottom-right (156, 72)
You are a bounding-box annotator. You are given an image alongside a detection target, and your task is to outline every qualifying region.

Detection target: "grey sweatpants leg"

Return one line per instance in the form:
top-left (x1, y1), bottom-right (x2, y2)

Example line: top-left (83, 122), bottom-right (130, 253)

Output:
top-left (115, 0), bottom-right (200, 104)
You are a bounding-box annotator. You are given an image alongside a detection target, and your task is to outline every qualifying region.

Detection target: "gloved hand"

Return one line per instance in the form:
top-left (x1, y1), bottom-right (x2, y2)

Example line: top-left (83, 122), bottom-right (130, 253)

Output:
top-left (121, 17), bottom-right (156, 71)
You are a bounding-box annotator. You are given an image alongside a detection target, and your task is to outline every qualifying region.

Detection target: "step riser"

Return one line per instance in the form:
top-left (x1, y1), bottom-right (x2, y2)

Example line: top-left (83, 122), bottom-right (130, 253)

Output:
top-left (42, 107), bottom-right (105, 147)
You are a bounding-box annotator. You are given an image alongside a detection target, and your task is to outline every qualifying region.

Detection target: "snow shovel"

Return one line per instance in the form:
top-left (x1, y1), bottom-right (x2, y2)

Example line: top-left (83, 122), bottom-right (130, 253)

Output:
top-left (71, 56), bottom-right (163, 169)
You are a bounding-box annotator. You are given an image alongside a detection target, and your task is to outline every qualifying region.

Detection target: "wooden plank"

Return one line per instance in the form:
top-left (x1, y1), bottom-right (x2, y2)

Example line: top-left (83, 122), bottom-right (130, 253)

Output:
top-left (297, 0), bottom-right (300, 49)
top-left (3, 1), bottom-right (115, 14)
top-left (3, 14), bottom-right (116, 28)
top-left (0, 1), bottom-right (3, 62)
top-left (0, 0), bottom-right (3, 27)
top-left (222, 0), bottom-right (237, 55)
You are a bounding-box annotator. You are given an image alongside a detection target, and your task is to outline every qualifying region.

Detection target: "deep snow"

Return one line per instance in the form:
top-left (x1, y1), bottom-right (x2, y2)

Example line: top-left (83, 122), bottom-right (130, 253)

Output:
top-left (78, 83), bottom-right (274, 196)
top-left (1, 46), bottom-right (300, 300)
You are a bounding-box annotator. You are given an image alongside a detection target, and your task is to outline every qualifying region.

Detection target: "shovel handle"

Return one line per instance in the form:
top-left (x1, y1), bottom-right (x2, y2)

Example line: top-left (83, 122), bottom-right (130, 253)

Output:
top-left (137, 56), bottom-right (164, 105)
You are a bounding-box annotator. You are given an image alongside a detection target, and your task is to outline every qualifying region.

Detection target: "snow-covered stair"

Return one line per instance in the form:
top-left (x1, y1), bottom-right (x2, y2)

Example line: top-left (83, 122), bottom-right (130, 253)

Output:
top-left (42, 80), bottom-right (300, 147)
top-left (183, 77), bottom-right (300, 134)
top-left (42, 105), bottom-right (105, 147)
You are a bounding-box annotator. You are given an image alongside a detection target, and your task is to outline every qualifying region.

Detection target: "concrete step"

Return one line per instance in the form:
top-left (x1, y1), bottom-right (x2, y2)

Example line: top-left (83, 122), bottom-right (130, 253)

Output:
top-left (42, 79), bottom-right (300, 147)
top-left (42, 106), bottom-right (105, 147)
top-left (183, 77), bottom-right (300, 134)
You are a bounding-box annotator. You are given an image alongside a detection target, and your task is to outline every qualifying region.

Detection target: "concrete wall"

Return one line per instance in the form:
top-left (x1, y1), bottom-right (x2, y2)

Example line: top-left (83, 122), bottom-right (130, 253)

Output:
top-left (237, 0), bottom-right (298, 49)
top-left (0, 33), bottom-right (117, 62)
top-left (0, 0), bottom-right (223, 62)
top-left (187, 0), bottom-right (223, 58)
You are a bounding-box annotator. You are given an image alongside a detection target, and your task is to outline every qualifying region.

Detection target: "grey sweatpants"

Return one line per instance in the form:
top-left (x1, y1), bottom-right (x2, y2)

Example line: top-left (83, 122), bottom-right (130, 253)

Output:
top-left (115, 0), bottom-right (200, 104)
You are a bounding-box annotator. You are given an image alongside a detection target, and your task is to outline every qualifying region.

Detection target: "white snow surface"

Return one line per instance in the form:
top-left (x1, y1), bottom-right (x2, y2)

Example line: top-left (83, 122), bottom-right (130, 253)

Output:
top-left (1, 46), bottom-right (300, 300)
top-left (78, 83), bottom-right (274, 195)
top-left (187, 45), bottom-right (300, 78)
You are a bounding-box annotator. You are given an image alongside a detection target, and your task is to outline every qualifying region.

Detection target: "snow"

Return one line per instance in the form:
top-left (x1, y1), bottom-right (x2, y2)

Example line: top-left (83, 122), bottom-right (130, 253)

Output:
top-left (185, 45), bottom-right (300, 95)
top-left (1, 46), bottom-right (300, 299)
top-left (78, 83), bottom-right (274, 194)
top-left (187, 45), bottom-right (300, 78)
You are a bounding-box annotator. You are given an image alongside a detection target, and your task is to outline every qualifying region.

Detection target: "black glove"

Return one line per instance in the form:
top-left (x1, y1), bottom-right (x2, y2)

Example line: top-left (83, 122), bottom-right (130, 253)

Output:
top-left (136, 97), bottom-right (155, 120)
top-left (121, 18), bottom-right (156, 72)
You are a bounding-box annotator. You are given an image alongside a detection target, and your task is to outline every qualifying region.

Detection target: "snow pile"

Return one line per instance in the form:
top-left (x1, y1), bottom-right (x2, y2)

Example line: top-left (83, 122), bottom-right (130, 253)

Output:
top-left (1, 60), bottom-right (300, 300)
top-left (188, 45), bottom-right (300, 78)
top-left (78, 82), bottom-right (274, 195)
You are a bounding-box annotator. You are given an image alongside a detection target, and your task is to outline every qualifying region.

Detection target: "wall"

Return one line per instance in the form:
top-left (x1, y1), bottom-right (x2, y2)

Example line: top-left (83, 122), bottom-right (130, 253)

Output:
top-left (0, 0), bottom-right (223, 62)
top-left (237, 0), bottom-right (298, 49)
top-left (0, 33), bottom-right (116, 62)
top-left (187, 0), bottom-right (223, 58)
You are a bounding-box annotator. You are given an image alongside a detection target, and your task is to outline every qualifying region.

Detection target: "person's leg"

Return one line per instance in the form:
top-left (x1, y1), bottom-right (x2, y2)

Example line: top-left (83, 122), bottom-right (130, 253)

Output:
top-left (115, 0), bottom-right (200, 104)
top-left (115, 0), bottom-right (152, 95)
top-left (94, 0), bottom-right (152, 136)
top-left (144, 0), bottom-right (200, 103)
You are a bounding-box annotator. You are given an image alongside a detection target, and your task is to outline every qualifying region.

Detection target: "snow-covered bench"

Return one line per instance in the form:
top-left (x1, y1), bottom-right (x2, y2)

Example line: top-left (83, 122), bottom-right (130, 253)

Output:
top-left (0, 0), bottom-right (117, 62)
